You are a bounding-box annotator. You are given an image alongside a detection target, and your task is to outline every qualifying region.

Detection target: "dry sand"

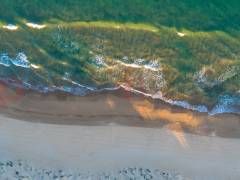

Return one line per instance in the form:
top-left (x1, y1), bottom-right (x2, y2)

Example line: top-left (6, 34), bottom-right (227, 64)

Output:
top-left (0, 83), bottom-right (240, 179)
top-left (1, 115), bottom-right (240, 179)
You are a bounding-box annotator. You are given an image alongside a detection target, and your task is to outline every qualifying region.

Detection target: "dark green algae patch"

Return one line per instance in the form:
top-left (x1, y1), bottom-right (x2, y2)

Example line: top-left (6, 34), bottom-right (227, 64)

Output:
top-left (1, 0), bottom-right (240, 32)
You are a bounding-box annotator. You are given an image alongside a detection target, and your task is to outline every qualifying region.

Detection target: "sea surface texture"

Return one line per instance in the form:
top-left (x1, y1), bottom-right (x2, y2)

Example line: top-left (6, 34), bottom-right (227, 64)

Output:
top-left (0, 0), bottom-right (239, 114)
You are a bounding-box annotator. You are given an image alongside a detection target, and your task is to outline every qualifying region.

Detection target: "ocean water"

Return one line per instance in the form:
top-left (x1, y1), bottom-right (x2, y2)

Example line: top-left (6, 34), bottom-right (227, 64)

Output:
top-left (0, 52), bottom-right (239, 115)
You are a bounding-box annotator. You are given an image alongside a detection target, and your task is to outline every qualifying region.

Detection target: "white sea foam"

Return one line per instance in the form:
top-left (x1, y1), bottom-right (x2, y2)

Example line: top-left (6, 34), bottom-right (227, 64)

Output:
top-left (26, 22), bottom-right (46, 29)
top-left (0, 52), bottom-right (33, 68)
top-left (30, 64), bottom-right (41, 69)
top-left (120, 85), bottom-right (209, 113)
top-left (62, 73), bottom-right (95, 91)
top-left (2, 24), bottom-right (18, 31)
top-left (11, 52), bottom-right (30, 68)
top-left (116, 59), bottom-right (160, 71)
top-left (134, 58), bottom-right (145, 65)
top-left (122, 56), bottom-right (129, 62)
top-left (94, 55), bottom-right (107, 67)
top-left (94, 55), bottom-right (162, 73)
top-left (209, 96), bottom-right (240, 115)
top-left (0, 53), bottom-right (11, 67)
top-left (177, 32), bottom-right (185, 37)
top-left (194, 65), bottom-right (239, 88)
top-left (94, 55), bottom-right (161, 71)
top-left (146, 60), bottom-right (160, 68)
top-left (151, 90), bottom-right (239, 114)
top-left (170, 100), bottom-right (208, 112)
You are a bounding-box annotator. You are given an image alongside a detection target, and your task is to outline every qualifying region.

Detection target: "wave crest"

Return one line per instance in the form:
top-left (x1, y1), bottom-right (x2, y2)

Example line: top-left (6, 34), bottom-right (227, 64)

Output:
top-left (0, 52), bottom-right (30, 68)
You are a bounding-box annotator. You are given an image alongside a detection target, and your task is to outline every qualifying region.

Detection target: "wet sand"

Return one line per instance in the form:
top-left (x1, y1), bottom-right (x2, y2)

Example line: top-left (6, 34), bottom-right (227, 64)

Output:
top-left (0, 83), bottom-right (239, 138)
top-left (0, 83), bottom-right (240, 179)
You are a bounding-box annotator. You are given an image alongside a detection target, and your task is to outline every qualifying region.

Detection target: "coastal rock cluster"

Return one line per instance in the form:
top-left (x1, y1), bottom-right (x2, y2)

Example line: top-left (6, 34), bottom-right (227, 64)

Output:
top-left (0, 160), bottom-right (183, 180)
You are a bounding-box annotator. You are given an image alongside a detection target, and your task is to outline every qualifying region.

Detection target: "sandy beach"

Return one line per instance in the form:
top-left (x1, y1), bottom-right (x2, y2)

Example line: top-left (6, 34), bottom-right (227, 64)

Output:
top-left (0, 83), bottom-right (240, 179)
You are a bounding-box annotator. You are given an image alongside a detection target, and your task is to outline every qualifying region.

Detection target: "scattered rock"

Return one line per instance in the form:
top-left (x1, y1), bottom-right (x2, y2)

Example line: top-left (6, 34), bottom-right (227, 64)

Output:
top-left (0, 160), bottom-right (183, 180)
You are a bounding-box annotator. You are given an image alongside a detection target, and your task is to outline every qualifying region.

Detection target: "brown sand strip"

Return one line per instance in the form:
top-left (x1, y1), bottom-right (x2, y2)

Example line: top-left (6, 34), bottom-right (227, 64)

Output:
top-left (0, 83), bottom-right (239, 138)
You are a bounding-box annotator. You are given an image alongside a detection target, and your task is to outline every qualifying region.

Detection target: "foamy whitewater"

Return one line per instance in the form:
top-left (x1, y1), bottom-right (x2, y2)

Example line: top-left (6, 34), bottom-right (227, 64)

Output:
top-left (2, 24), bottom-right (18, 31)
top-left (0, 52), bottom-right (239, 115)
top-left (0, 52), bottom-right (30, 68)
top-left (26, 22), bottom-right (46, 29)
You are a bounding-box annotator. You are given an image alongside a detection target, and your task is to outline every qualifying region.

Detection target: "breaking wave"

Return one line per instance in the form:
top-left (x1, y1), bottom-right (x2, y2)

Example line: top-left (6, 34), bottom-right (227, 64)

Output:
top-left (1, 75), bottom-right (239, 115)
top-left (0, 52), bottom-right (30, 68)
top-left (120, 84), bottom-right (240, 115)
top-left (0, 53), bottom-right (239, 115)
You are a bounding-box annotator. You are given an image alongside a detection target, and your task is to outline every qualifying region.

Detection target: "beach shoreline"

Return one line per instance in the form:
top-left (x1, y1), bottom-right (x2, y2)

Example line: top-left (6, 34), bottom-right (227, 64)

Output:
top-left (0, 83), bottom-right (240, 179)
top-left (0, 83), bottom-right (239, 138)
